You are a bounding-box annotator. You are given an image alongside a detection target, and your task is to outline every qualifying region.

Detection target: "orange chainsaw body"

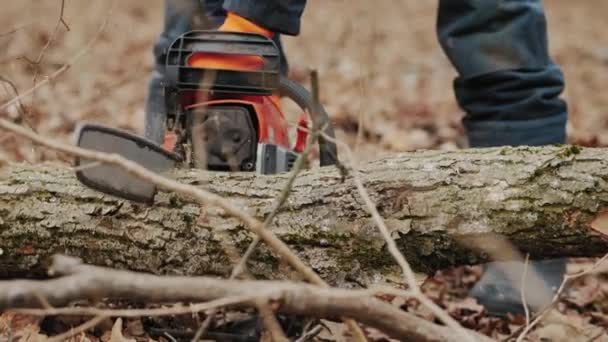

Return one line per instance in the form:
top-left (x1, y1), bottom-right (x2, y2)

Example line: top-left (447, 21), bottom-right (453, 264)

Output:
top-left (160, 31), bottom-right (315, 173)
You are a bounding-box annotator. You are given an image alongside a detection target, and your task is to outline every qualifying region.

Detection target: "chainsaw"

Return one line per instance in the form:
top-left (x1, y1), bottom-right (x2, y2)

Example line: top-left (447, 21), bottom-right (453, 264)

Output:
top-left (74, 31), bottom-right (338, 204)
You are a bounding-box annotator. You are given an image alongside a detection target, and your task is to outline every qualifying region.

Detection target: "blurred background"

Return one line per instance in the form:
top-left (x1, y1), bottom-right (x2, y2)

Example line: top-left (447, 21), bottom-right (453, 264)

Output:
top-left (2, 0), bottom-right (607, 163)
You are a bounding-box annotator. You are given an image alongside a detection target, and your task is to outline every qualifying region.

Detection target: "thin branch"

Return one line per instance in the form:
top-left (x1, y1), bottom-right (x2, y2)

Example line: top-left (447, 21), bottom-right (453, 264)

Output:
top-left (0, 111), bottom-right (323, 286)
top-left (0, 255), bottom-right (491, 342)
top-left (191, 240), bottom-right (288, 342)
top-left (185, 71), bottom-right (322, 342)
top-left (0, 76), bottom-right (31, 128)
top-left (309, 69), bottom-right (368, 342)
top-left (0, 107), bottom-right (350, 338)
top-left (0, 55), bottom-right (363, 339)
top-left (521, 254), bottom-right (531, 327)
top-left (514, 252), bottom-right (608, 341)
top-left (59, 0), bottom-right (71, 31)
top-left (323, 133), bottom-right (476, 342)
top-left (233, 70), bottom-right (324, 277)
top-left (295, 324), bottom-right (323, 342)
top-left (0, 22), bottom-right (33, 38)
top-left (31, 0), bottom-right (70, 76)
top-left (27, 0), bottom-right (71, 130)
top-left (47, 316), bottom-right (105, 342)
top-left (0, 1), bottom-right (113, 112)
top-left (13, 295), bottom-right (259, 318)
top-left (256, 299), bottom-right (289, 342)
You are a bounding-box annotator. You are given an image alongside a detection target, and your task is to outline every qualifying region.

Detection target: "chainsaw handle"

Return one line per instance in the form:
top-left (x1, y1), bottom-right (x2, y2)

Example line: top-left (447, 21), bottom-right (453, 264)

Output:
top-left (278, 76), bottom-right (338, 167)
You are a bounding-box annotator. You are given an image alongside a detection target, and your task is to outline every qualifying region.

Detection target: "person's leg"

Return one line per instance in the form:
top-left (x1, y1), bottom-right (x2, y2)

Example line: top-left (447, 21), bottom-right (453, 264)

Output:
top-left (437, 0), bottom-right (567, 147)
top-left (145, 0), bottom-right (297, 143)
top-left (436, 0), bottom-right (568, 316)
top-left (145, 0), bottom-right (200, 143)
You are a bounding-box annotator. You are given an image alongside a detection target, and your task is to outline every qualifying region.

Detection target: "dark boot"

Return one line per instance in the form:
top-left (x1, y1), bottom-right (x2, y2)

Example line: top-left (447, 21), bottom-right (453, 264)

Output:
top-left (464, 114), bottom-right (568, 317)
top-left (470, 259), bottom-right (566, 317)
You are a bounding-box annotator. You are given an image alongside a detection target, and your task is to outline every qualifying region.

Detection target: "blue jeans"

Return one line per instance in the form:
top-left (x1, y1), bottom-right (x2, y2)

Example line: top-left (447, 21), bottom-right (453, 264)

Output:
top-left (147, 0), bottom-right (567, 147)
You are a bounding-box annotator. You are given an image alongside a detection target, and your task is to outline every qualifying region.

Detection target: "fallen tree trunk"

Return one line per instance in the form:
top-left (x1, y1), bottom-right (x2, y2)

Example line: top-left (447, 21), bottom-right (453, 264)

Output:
top-left (1, 145), bottom-right (608, 284)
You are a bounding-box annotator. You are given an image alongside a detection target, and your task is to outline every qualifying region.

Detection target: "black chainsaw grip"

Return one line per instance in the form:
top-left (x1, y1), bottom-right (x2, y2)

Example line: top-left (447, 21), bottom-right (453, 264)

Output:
top-left (278, 76), bottom-right (338, 167)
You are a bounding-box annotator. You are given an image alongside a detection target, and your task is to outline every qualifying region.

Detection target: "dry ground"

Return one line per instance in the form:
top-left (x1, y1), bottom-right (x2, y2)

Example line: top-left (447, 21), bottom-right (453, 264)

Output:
top-left (2, 1), bottom-right (608, 341)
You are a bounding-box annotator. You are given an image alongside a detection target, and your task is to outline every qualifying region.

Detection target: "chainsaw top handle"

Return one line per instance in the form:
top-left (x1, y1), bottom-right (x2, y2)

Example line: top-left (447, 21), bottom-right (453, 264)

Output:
top-left (163, 30), bottom-right (338, 168)
top-left (278, 76), bottom-right (338, 167)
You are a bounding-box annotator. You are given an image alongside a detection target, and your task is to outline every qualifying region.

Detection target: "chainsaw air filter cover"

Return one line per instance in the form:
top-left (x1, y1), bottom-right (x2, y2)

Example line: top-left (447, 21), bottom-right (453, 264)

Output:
top-left (188, 105), bottom-right (257, 171)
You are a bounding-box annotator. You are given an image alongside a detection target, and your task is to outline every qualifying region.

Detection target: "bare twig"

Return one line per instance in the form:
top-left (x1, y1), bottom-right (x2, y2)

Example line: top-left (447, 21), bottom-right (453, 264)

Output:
top-left (164, 331), bottom-right (179, 342)
top-left (31, 0), bottom-right (70, 74)
top-left (192, 241), bottom-right (288, 342)
top-left (586, 329), bottom-right (605, 342)
top-left (27, 0), bottom-right (70, 130)
top-left (0, 107), bottom-right (355, 338)
top-left (59, 0), bottom-right (70, 31)
top-left (233, 70), bottom-right (324, 277)
top-left (514, 253), bottom-right (608, 342)
top-left (0, 255), bottom-right (489, 342)
top-left (0, 114), bottom-right (324, 283)
top-left (196, 70), bottom-right (365, 342)
top-left (73, 160), bottom-right (103, 172)
top-left (190, 70), bottom-right (322, 342)
top-left (0, 22), bottom-right (34, 38)
top-left (322, 132), bottom-right (476, 342)
top-left (47, 315), bottom-right (105, 342)
top-left (0, 1), bottom-right (113, 112)
top-left (295, 324), bottom-right (323, 342)
top-left (521, 254), bottom-right (531, 327)
top-left (14, 295), bottom-right (259, 318)
top-left (0, 76), bottom-right (29, 127)
top-left (256, 299), bottom-right (289, 342)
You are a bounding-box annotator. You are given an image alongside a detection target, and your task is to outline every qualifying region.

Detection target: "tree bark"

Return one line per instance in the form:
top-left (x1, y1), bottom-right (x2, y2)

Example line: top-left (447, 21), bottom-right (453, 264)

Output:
top-left (1, 145), bottom-right (608, 285)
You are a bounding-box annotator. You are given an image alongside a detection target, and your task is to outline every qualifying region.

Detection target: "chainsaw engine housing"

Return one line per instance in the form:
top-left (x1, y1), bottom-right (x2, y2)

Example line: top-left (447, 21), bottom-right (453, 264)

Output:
top-left (72, 31), bottom-right (338, 204)
top-left (159, 30), bottom-right (336, 175)
top-left (186, 94), bottom-right (294, 173)
top-left (188, 104), bottom-right (257, 171)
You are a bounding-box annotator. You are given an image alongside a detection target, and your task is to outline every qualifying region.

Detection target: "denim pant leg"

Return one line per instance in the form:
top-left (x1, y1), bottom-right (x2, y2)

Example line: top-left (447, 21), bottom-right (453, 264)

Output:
top-left (437, 0), bottom-right (567, 311)
top-left (437, 0), bottom-right (567, 147)
top-left (145, 0), bottom-right (196, 143)
top-left (145, 0), bottom-right (291, 143)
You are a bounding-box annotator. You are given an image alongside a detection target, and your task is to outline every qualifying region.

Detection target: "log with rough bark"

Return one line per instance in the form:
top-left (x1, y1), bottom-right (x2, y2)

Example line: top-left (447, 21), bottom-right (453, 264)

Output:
top-left (1, 145), bottom-right (608, 285)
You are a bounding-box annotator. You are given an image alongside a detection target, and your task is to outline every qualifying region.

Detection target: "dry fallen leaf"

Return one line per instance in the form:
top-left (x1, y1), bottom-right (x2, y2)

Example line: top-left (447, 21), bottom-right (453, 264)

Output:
top-left (564, 276), bottom-right (602, 308)
top-left (364, 327), bottom-right (400, 342)
top-left (589, 209), bottom-right (608, 236)
top-left (532, 323), bottom-right (584, 342)
top-left (316, 319), bottom-right (349, 342)
top-left (0, 312), bottom-right (47, 342)
top-left (124, 318), bottom-right (145, 338)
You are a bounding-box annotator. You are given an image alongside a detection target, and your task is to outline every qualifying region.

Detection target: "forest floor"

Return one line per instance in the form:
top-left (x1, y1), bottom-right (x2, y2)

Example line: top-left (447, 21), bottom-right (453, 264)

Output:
top-left (2, 1), bottom-right (608, 341)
